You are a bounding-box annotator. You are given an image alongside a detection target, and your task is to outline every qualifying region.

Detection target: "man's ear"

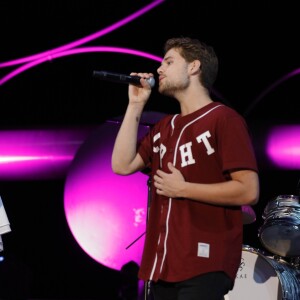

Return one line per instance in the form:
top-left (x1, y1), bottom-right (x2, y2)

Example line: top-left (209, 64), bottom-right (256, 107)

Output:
top-left (190, 59), bottom-right (201, 75)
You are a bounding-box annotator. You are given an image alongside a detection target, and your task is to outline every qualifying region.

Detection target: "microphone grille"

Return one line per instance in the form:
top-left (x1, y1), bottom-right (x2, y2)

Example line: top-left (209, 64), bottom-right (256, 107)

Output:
top-left (147, 77), bottom-right (155, 88)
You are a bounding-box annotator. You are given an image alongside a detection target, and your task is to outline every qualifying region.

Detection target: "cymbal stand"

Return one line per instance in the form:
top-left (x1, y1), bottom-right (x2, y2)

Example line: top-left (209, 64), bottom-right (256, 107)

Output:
top-left (124, 177), bottom-right (152, 300)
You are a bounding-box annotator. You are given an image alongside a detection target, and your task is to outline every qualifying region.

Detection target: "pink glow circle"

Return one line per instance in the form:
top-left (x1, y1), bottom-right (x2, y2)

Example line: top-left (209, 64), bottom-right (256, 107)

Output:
top-left (64, 121), bottom-right (150, 270)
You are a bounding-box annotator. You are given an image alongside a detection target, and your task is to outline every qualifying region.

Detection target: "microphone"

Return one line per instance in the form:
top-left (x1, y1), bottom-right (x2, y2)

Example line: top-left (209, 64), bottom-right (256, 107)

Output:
top-left (93, 70), bottom-right (155, 88)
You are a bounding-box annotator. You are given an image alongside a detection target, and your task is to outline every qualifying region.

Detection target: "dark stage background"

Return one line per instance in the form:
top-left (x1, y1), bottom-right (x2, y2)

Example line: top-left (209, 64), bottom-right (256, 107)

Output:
top-left (0, 0), bottom-right (300, 299)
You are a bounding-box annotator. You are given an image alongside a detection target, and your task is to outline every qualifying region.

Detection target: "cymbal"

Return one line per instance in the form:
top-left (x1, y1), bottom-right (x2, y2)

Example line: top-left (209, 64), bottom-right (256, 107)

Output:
top-left (242, 205), bottom-right (256, 224)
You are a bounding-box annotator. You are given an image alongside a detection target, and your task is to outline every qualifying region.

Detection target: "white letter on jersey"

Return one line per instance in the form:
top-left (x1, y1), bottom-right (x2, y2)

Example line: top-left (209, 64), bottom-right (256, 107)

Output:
top-left (153, 132), bottom-right (166, 168)
top-left (153, 132), bottom-right (161, 154)
top-left (180, 142), bottom-right (196, 167)
top-left (196, 131), bottom-right (215, 155)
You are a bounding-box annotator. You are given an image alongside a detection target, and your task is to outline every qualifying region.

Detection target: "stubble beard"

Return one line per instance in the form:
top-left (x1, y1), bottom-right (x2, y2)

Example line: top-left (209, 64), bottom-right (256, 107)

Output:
top-left (159, 78), bottom-right (190, 97)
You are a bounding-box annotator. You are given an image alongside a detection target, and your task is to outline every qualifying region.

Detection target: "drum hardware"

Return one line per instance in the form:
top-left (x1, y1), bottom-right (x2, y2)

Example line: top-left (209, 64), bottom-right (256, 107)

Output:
top-left (271, 254), bottom-right (287, 264)
top-left (269, 255), bottom-right (300, 270)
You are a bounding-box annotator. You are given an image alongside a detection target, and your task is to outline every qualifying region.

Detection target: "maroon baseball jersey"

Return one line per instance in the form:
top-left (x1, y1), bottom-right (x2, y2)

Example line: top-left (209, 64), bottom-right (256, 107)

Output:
top-left (137, 102), bottom-right (258, 284)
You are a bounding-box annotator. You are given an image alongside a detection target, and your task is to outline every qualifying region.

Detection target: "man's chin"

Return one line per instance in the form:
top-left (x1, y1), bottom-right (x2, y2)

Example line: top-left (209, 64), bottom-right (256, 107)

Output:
top-left (159, 86), bottom-right (173, 97)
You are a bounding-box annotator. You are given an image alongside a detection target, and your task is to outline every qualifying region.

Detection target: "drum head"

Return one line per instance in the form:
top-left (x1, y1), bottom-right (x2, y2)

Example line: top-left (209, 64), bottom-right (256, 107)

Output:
top-left (260, 221), bottom-right (300, 257)
top-left (224, 247), bottom-right (282, 300)
top-left (260, 195), bottom-right (300, 257)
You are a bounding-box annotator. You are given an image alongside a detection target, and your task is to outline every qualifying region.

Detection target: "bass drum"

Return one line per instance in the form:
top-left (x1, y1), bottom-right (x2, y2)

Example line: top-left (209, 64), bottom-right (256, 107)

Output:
top-left (224, 245), bottom-right (300, 300)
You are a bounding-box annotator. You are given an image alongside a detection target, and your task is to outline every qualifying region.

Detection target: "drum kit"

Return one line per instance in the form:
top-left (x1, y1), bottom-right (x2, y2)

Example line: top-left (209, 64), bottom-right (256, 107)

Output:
top-left (225, 195), bottom-right (300, 300)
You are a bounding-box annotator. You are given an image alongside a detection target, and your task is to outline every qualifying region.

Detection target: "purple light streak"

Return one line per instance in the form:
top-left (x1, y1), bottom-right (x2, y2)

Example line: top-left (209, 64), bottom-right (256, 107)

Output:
top-left (0, 0), bottom-right (165, 69)
top-left (244, 68), bottom-right (300, 117)
top-left (0, 0), bottom-right (164, 85)
top-left (0, 47), bottom-right (162, 86)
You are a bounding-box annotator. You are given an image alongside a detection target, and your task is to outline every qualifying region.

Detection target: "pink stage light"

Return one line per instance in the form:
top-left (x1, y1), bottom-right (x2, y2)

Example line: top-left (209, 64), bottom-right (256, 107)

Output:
top-left (0, 0), bottom-right (165, 267)
top-left (0, 128), bottom-right (93, 180)
top-left (267, 125), bottom-right (300, 169)
top-left (64, 122), bottom-right (150, 270)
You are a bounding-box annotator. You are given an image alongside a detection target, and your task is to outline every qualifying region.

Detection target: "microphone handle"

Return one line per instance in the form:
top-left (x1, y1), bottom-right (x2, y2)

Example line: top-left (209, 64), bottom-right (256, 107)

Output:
top-left (99, 71), bottom-right (141, 85)
top-left (93, 70), bottom-right (155, 88)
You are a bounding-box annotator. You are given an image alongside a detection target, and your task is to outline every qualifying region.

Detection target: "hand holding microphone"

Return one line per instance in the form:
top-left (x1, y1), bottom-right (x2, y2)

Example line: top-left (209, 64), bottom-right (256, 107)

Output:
top-left (93, 70), bottom-right (155, 88)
